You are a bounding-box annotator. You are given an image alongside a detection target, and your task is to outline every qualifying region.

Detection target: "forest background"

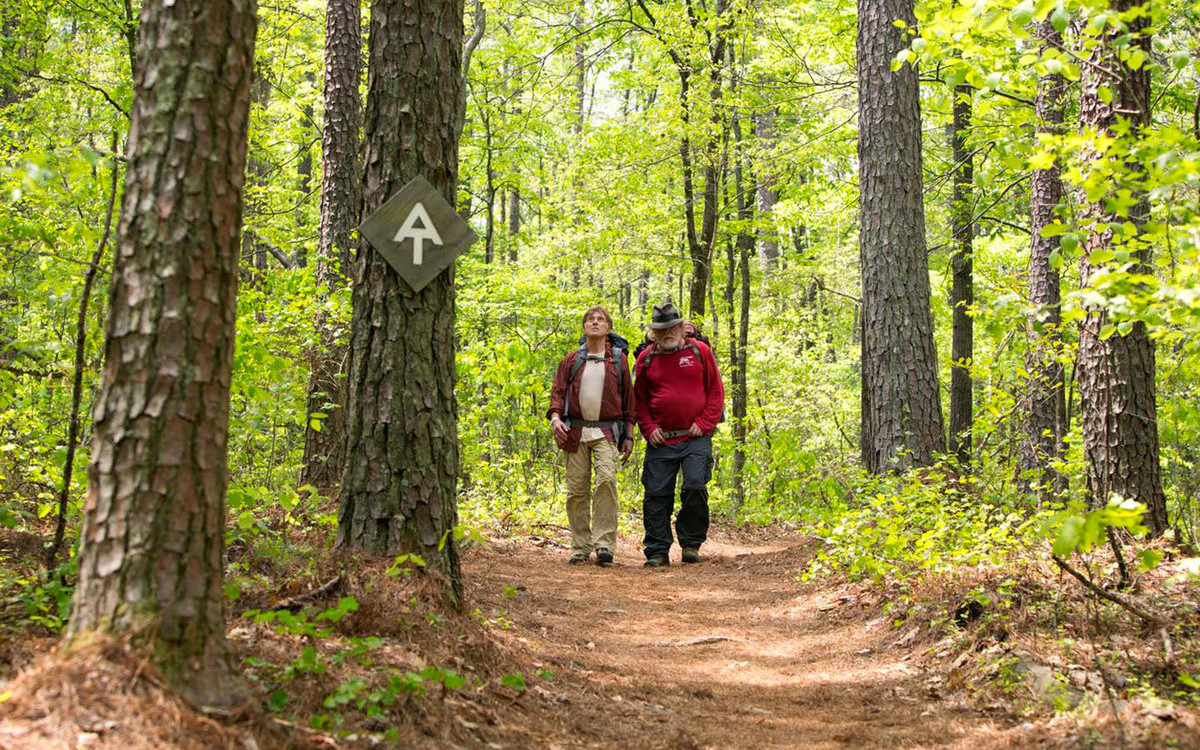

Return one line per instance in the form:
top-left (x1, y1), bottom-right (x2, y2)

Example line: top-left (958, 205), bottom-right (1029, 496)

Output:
top-left (1, 0), bottom-right (1200, 735)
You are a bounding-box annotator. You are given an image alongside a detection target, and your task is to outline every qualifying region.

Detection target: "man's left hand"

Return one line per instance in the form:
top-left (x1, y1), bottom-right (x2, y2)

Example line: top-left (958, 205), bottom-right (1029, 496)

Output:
top-left (620, 439), bottom-right (633, 462)
top-left (688, 422), bottom-right (703, 437)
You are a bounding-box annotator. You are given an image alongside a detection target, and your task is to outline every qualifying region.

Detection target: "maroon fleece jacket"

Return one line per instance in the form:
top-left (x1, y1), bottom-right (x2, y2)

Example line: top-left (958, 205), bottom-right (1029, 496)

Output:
top-left (634, 340), bottom-right (724, 445)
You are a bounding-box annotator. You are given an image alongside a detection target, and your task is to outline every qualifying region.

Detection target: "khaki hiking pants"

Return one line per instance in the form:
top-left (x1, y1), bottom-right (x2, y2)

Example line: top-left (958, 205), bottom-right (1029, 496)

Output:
top-left (564, 438), bottom-right (619, 557)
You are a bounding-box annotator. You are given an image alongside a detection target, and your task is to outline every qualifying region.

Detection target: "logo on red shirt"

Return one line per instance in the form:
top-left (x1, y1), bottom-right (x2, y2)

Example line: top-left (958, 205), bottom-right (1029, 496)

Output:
top-left (678, 355), bottom-right (696, 367)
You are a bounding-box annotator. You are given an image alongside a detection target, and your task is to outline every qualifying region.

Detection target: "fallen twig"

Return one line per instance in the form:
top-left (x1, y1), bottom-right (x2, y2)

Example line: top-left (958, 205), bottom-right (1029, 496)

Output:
top-left (1052, 555), bottom-right (1167, 628)
top-left (655, 635), bottom-right (741, 648)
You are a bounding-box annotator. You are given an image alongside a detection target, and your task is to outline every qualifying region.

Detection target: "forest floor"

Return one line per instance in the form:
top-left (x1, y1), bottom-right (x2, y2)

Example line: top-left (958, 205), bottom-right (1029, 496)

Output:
top-left (2, 524), bottom-right (1197, 749)
top-left (459, 526), bottom-right (1004, 750)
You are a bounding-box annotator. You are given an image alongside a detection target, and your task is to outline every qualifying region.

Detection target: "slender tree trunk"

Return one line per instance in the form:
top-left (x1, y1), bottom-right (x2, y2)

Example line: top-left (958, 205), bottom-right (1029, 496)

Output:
top-left (484, 117), bottom-right (496, 263)
top-left (857, 0), bottom-right (944, 472)
top-left (948, 83), bottom-right (973, 465)
top-left (302, 0), bottom-right (361, 493)
top-left (1076, 0), bottom-right (1166, 534)
top-left (339, 0), bottom-right (466, 601)
top-left (730, 112), bottom-right (752, 513)
top-left (508, 184), bottom-right (520, 262)
top-left (754, 108), bottom-right (779, 272)
top-left (1019, 18), bottom-right (1067, 503)
top-left (68, 0), bottom-right (256, 707)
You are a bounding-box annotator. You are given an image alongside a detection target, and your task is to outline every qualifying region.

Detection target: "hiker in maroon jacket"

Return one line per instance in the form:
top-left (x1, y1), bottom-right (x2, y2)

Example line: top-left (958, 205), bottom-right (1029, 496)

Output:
top-left (634, 301), bottom-right (725, 568)
top-left (547, 306), bottom-right (636, 566)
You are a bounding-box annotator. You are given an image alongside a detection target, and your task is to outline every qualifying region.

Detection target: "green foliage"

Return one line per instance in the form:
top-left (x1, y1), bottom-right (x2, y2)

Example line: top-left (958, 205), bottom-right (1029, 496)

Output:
top-left (1041, 496), bottom-right (1149, 557)
top-left (804, 465), bottom-right (1037, 583)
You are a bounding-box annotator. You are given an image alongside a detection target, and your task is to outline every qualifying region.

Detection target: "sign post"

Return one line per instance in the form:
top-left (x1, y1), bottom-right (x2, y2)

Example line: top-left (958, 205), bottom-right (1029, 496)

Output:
top-left (359, 175), bottom-right (478, 293)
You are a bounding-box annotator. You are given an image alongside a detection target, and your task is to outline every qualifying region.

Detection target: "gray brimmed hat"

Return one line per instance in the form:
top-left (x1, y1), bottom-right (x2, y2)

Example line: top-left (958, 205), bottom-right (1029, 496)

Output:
top-left (648, 301), bottom-right (685, 330)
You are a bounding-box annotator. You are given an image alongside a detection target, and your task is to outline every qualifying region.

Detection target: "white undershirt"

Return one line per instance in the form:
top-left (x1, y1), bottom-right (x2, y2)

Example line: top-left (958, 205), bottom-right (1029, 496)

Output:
top-left (578, 358), bottom-right (606, 442)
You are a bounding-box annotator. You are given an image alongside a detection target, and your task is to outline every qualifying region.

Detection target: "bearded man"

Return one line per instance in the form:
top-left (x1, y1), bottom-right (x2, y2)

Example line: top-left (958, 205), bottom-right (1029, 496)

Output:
top-left (633, 302), bottom-right (725, 568)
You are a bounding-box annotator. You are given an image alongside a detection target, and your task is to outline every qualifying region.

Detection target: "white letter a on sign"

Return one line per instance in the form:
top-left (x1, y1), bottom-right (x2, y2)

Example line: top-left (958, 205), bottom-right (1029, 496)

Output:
top-left (393, 202), bottom-right (444, 265)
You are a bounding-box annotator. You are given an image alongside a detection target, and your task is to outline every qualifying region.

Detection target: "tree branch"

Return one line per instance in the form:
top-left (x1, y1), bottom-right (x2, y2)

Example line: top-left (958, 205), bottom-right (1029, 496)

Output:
top-left (1052, 554), bottom-right (1167, 628)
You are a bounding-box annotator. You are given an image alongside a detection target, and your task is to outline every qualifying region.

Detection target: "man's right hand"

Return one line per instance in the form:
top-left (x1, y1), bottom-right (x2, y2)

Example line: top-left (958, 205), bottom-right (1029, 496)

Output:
top-left (551, 417), bottom-right (569, 440)
top-left (647, 428), bottom-right (665, 446)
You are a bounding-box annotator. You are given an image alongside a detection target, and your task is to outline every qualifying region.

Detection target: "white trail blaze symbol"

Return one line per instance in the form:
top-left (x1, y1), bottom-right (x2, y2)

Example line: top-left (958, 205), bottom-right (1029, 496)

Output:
top-left (392, 202), bottom-right (443, 265)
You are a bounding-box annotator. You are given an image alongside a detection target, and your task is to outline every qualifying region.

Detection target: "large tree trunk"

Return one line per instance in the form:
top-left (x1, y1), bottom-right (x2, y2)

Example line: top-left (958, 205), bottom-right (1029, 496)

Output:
top-left (68, 0), bottom-right (256, 707)
top-left (338, 0), bottom-right (465, 601)
top-left (857, 0), bottom-right (944, 472)
top-left (302, 0), bottom-right (362, 493)
top-left (948, 83), bottom-right (973, 465)
top-left (1019, 18), bottom-right (1067, 503)
top-left (1076, 0), bottom-right (1166, 534)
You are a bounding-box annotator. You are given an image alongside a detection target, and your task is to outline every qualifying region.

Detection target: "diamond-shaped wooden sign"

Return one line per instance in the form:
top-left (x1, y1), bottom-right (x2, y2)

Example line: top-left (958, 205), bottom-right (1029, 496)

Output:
top-left (359, 176), bottom-right (478, 294)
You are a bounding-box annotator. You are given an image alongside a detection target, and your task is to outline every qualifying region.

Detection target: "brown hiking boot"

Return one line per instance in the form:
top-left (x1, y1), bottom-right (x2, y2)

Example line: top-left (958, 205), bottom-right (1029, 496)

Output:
top-left (681, 547), bottom-right (701, 564)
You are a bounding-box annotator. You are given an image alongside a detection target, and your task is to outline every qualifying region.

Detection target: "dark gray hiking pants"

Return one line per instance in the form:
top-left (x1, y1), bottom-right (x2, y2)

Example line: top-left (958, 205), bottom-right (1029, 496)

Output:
top-left (641, 435), bottom-right (712, 558)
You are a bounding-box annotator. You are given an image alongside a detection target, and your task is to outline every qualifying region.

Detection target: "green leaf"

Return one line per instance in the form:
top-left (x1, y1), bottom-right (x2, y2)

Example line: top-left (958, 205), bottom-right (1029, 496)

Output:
top-left (1135, 549), bottom-right (1163, 572)
top-left (1099, 324), bottom-right (1118, 340)
top-left (1039, 222), bottom-right (1067, 238)
top-left (1053, 516), bottom-right (1085, 556)
top-left (1089, 248), bottom-right (1115, 264)
top-left (266, 689), bottom-right (289, 712)
top-left (1050, 7), bottom-right (1070, 32)
top-left (1097, 85), bottom-right (1113, 105)
top-left (1011, 0), bottom-right (1036, 27)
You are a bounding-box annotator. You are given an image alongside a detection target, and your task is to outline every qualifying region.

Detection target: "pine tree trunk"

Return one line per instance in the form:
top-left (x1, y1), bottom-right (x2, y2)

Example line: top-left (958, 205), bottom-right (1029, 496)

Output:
top-left (948, 83), bottom-right (973, 465)
top-left (338, 0), bottom-right (466, 601)
top-left (1076, 0), bottom-right (1166, 534)
top-left (857, 0), bottom-right (944, 473)
top-left (68, 0), bottom-right (256, 707)
top-left (1019, 18), bottom-right (1067, 503)
top-left (302, 0), bottom-right (361, 493)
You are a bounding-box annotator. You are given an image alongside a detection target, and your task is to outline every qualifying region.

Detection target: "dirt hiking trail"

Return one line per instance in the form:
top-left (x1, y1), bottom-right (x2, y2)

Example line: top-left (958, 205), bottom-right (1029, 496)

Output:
top-left (463, 528), bottom-right (1012, 750)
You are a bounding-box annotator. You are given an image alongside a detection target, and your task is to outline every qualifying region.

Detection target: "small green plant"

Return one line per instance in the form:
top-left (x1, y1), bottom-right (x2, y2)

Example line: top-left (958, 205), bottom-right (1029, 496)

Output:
top-left (500, 673), bottom-right (527, 692)
top-left (385, 554), bottom-right (426, 579)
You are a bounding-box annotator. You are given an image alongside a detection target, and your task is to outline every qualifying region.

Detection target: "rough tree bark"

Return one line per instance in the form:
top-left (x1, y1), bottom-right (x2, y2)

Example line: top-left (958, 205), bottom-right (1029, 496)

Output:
top-left (338, 0), bottom-right (466, 601)
top-left (1076, 0), bottom-right (1166, 534)
top-left (857, 0), bottom-right (944, 472)
top-left (754, 108), bottom-right (780, 272)
top-left (302, 0), bottom-right (362, 493)
top-left (67, 0), bottom-right (256, 707)
top-left (1019, 18), bottom-right (1067, 503)
top-left (948, 83), bottom-right (973, 465)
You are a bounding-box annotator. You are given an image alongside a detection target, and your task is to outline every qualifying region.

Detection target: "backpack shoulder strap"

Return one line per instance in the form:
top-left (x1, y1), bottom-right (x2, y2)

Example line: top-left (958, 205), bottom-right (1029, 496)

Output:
top-left (563, 344), bottom-right (588, 419)
top-left (567, 344), bottom-right (588, 384)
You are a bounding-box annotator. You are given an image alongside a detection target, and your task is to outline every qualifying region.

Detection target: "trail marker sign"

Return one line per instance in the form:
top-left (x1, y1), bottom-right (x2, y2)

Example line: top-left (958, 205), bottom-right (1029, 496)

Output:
top-left (359, 175), bottom-right (478, 293)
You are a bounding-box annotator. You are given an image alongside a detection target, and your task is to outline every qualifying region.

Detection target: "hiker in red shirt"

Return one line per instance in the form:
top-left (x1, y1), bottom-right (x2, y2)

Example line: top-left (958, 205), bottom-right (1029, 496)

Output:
top-left (634, 301), bottom-right (724, 568)
top-left (547, 306), bottom-right (636, 566)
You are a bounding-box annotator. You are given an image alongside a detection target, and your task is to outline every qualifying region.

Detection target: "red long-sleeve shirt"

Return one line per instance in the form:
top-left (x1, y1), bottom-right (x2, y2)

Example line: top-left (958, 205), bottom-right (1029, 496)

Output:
top-left (634, 340), bottom-right (724, 445)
